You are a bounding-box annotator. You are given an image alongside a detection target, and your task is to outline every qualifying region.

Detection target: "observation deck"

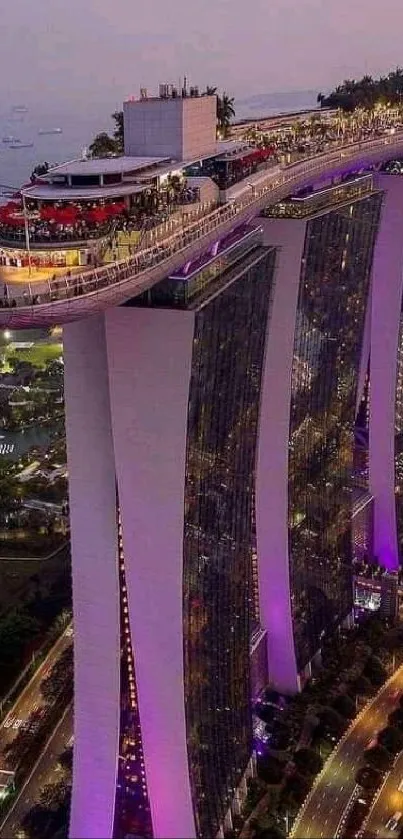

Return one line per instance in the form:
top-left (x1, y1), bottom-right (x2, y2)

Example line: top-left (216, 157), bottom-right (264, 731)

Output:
top-left (1, 132), bottom-right (403, 328)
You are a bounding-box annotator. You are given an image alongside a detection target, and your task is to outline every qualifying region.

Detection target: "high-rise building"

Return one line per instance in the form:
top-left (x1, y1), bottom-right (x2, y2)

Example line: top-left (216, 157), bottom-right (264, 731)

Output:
top-left (369, 173), bottom-right (403, 572)
top-left (256, 175), bottom-right (383, 691)
top-left (66, 224), bottom-right (276, 839)
top-left (2, 92), bottom-right (403, 838)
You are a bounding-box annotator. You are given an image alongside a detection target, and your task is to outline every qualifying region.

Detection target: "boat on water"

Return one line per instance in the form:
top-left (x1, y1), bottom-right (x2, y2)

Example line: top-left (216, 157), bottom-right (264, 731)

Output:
top-left (9, 141), bottom-right (34, 149)
top-left (12, 105), bottom-right (28, 114)
top-left (2, 136), bottom-right (17, 144)
top-left (38, 128), bottom-right (62, 135)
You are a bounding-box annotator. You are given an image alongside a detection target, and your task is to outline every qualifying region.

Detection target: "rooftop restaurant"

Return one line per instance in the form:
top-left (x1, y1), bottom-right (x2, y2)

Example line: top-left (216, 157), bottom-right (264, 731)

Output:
top-left (0, 137), bottom-right (277, 272)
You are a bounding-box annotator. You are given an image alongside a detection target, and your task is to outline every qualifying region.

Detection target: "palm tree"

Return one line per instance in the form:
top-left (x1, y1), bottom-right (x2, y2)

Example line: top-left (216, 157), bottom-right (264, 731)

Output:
top-left (111, 111), bottom-right (124, 152)
top-left (217, 93), bottom-right (235, 138)
top-left (205, 85), bottom-right (217, 96)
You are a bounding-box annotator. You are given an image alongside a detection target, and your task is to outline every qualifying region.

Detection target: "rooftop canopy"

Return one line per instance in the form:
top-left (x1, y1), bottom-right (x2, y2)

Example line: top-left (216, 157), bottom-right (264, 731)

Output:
top-left (44, 155), bottom-right (171, 178)
top-left (21, 182), bottom-right (148, 202)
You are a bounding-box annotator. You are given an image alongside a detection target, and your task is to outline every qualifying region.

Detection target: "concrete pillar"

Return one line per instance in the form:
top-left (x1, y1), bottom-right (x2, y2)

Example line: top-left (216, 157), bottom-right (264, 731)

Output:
top-left (65, 315), bottom-right (120, 839)
top-left (256, 218), bottom-right (307, 694)
top-left (369, 174), bottom-right (403, 571)
top-left (105, 307), bottom-right (197, 839)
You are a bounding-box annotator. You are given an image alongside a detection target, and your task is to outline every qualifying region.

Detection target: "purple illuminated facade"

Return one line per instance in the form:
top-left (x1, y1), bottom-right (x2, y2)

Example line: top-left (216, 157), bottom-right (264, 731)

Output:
top-left (256, 175), bottom-right (383, 691)
top-left (369, 173), bottom-right (403, 571)
top-left (9, 133), bottom-right (401, 838)
top-left (66, 226), bottom-right (275, 839)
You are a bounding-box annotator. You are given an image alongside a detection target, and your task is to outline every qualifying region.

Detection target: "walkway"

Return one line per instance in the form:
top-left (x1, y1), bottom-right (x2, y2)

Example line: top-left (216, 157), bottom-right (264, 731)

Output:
top-left (1, 132), bottom-right (403, 327)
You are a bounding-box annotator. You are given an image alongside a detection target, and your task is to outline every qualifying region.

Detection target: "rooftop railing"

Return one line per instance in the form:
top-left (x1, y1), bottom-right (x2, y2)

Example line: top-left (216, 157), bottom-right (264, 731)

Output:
top-left (3, 132), bottom-right (403, 311)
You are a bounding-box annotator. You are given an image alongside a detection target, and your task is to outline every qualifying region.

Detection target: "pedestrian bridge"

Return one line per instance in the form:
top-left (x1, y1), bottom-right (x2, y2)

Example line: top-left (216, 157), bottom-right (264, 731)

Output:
top-left (2, 133), bottom-right (403, 328)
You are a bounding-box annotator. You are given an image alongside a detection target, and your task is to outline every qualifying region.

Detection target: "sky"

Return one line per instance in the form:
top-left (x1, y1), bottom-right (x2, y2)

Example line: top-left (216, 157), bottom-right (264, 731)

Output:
top-left (1, 0), bottom-right (403, 113)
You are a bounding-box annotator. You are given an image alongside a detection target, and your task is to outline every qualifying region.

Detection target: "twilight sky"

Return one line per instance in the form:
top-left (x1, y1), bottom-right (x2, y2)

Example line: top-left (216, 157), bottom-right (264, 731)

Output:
top-left (1, 0), bottom-right (403, 111)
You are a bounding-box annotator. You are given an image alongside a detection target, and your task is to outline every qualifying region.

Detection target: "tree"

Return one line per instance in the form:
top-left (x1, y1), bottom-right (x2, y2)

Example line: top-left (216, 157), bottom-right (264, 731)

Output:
top-left (293, 748), bottom-right (323, 777)
top-left (257, 827), bottom-right (286, 839)
top-left (112, 110), bottom-right (124, 152)
top-left (58, 746), bottom-right (73, 774)
top-left (280, 773), bottom-right (310, 812)
top-left (332, 694), bottom-right (356, 720)
top-left (257, 753), bottom-right (284, 785)
top-left (363, 656), bottom-right (387, 687)
top-left (319, 706), bottom-right (346, 736)
top-left (318, 66), bottom-right (403, 111)
top-left (378, 726), bottom-right (403, 755)
top-left (31, 161), bottom-right (50, 182)
top-left (88, 132), bottom-right (117, 158)
top-left (356, 765), bottom-right (382, 790)
top-left (217, 93), bottom-right (235, 137)
top-left (363, 744), bottom-right (392, 772)
top-left (40, 780), bottom-right (69, 809)
top-left (352, 674), bottom-right (373, 696)
top-left (389, 708), bottom-right (403, 729)
top-left (0, 607), bottom-right (40, 669)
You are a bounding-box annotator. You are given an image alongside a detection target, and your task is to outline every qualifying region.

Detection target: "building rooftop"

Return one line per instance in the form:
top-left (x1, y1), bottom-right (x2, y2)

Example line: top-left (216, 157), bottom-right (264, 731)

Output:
top-left (215, 139), bottom-right (250, 156)
top-left (46, 156), bottom-right (170, 178)
top-left (21, 182), bottom-right (147, 201)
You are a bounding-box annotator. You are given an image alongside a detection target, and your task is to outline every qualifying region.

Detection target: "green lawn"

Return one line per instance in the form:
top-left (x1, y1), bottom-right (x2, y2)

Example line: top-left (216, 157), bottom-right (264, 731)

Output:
top-left (3, 343), bottom-right (62, 371)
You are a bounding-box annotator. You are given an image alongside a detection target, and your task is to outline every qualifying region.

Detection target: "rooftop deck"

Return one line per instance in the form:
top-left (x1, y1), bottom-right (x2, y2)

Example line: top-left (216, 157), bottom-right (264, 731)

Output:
top-left (1, 132), bottom-right (403, 327)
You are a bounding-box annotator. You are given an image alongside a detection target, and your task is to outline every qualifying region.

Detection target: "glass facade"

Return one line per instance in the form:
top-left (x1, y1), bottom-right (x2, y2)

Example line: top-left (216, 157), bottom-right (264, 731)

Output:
top-left (113, 509), bottom-right (153, 839)
top-left (135, 225), bottom-right (262, 308)
top-left (395, 315), bottom-right (403, 562)
top-left (286, 190), bottom-right (383, 669)
top-left (181, 246), bottom-right (275, 837)
top-left (263, 175), bottom-right (374, 220)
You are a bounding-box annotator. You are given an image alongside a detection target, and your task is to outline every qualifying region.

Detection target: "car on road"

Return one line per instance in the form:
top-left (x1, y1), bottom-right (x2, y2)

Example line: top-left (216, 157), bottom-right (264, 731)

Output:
top-left (385, 811), bottom-right (402, 831)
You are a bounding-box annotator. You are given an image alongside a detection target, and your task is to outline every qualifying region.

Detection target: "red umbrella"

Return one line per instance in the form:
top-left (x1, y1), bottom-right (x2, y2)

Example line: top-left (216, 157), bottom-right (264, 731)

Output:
top-left (55, 206), bottom-right (79, 223)
top-left (40, 206), bottom-right (57, 221)
top-left (5, 214), bottom-right (25, 226)
top-left (84, 206), bottom-right (108, 223)
top-left (105, 202), bottom-right (125, 216)
top-left (4, 200), bottom-right (22, 211)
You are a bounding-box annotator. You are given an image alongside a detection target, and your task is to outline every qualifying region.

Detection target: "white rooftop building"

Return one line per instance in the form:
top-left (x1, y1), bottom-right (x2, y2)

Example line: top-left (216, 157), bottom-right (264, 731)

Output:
top-left (123, 86), bottom-right (217, 161)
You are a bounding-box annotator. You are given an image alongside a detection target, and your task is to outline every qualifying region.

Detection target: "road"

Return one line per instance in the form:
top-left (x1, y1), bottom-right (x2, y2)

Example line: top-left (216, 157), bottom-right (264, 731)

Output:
top-left (0, 704), bottom-right (73, 838)
top-left (0, 625), bottom-right (72, 769)
top-left (292, 665), bottom-right (403, 839)
top-left (362, 751), bottom-right (403, 838)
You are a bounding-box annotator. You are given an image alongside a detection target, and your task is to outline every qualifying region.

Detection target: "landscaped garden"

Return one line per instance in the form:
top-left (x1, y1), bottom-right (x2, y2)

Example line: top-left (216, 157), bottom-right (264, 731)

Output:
top-left (233, 616), bottom-right (403, 839)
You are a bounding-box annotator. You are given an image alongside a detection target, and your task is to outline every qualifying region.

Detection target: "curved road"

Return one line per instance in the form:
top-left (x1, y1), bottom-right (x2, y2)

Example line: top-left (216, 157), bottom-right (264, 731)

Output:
top-left (292, 666), bottom-right (403, 839)
top-left (362, 750), bottom-right (403, 838)
top-left (0, 625), bottom-right (72, 769)
top-left (0, 704), bottom-right (73, 838)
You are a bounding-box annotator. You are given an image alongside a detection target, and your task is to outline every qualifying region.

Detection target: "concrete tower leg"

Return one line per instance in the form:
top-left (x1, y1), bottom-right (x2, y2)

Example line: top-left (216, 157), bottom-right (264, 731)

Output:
top-left (105, 307), bottom-right (197, 839)
top-left (255, 218), bottom-right (307, 694)
top-left (64, 315), bottom-right (120, 839)
top-left (369, 175), bottom-right (403, 571)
